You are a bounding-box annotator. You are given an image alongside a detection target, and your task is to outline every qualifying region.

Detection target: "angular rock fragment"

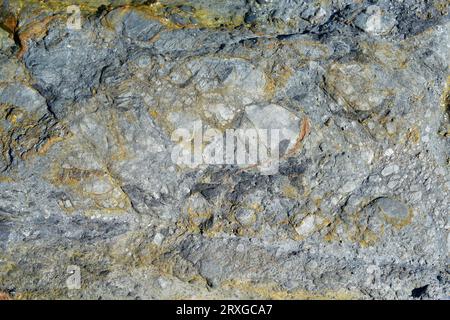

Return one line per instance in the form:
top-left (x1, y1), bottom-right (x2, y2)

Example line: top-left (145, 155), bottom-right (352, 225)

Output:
top-left (355, 5), bottom-right (397, 36)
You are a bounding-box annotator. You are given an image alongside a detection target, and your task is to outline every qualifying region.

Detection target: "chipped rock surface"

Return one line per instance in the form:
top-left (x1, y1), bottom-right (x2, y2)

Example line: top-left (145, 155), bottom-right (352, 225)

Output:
top-left (0, 0), bottom-right (449, 299)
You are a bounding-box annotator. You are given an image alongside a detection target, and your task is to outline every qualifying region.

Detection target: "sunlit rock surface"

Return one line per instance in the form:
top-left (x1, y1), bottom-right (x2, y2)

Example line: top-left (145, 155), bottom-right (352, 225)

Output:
top-left (0, 0), bottom-right (449, 299)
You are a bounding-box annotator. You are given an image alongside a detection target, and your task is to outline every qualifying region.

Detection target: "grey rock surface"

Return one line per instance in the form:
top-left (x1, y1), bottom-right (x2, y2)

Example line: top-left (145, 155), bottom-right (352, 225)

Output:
top-left (0, 0), bottom-right (449, 299)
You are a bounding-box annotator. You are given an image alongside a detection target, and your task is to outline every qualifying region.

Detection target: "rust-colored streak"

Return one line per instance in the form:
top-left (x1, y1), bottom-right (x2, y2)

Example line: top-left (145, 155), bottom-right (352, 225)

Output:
top-left (286, 117), bottom-right (311, 157)
top-left (17, 16), bottom-right (54, 58)
top-left (0, 292), bottom-right (12, 300)
top-left (0, 15), bottom-right (18, 34)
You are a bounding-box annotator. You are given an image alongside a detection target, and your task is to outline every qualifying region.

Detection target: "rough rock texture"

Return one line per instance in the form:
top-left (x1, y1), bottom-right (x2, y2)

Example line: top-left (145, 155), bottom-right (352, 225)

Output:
top-left (0, 0), bottom-right (449, 299)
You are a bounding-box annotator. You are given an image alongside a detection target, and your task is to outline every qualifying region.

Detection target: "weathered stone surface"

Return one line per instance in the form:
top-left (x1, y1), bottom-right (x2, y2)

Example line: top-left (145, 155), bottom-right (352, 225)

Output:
top-left (0, 27), bottom-right (13, 51)
top-left (0, 0), bottom-right (449, 300)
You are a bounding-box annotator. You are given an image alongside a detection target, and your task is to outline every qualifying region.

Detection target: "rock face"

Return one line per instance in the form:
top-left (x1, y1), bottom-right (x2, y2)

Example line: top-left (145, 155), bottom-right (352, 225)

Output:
top-left (0, 0), bottom-right (449, 299)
